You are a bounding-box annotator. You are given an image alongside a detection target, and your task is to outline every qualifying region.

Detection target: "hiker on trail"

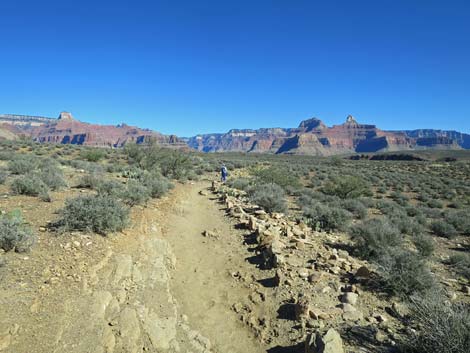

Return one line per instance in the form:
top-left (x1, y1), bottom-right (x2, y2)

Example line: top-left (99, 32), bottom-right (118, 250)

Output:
top-left (220, 164), bottom-right (228, 183)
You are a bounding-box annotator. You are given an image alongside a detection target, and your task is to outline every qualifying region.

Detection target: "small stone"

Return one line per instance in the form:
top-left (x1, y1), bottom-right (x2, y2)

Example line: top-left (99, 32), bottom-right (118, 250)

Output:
top-left (73, 241), bottom-right (81, 247)
top-left (305, 328), bottom-right (344, 353)
top-left (375, 331), bottom-right (387, 343)
top-left (329, 266), bottom-right (341, 275)
top-left (299, 269), bottom-right (309, 279)
top-left (308, 273), bottom-right (323, 284)
top-left (39, 226), bottom-right (46, 232)
top-left (355, 266), bottom-right (371, 278)
top-left (342, 310), bottom-right (363, 321)
top-left (463, 286), bottom-right (470, 296)
top-left (341, 292), bottom-right (358, 306)
top-left (0, 334), bottom-right (11, 350)
top-left (375, 314), bottom-right (388, 323)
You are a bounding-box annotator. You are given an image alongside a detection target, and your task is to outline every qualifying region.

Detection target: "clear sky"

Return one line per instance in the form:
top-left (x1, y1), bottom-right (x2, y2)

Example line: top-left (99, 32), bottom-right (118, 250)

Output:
top-left (0, 0), bottom-right (469, 136)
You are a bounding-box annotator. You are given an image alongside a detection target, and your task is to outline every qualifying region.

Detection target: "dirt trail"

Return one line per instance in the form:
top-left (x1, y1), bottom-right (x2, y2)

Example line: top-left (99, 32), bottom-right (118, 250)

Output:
top-left (163, 181), bottom-right (267, 353)
top-left (0, 180), bottom-right (269, 353)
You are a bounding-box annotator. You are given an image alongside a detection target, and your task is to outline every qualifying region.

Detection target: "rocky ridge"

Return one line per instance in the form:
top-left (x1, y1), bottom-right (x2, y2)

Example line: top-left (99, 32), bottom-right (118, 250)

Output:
top-left (0, 112), bottom-right (186, 148)
top-left (188, 115), bottom-right (467, 155)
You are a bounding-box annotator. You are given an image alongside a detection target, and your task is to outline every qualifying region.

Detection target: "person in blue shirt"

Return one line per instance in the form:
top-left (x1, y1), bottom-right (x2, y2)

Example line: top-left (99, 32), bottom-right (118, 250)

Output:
top-left (220, 164), bottom-right (228, 183)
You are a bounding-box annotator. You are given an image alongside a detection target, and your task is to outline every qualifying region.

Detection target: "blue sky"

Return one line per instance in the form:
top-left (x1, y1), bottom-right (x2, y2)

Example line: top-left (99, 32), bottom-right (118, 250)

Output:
top-left (0, 0), bottom-right (469, 136)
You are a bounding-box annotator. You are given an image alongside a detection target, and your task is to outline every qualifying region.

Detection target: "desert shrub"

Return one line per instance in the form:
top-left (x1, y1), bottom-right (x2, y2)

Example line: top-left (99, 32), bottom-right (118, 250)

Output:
top-left (81, 148), bottom-right (106, 162)
top-left (11, 174), bottom-right (50, 201)
top-left (144, 149), bottom-right (193, 180)
top-left (413, 234), bottom-right (435, 257)
top-left (8, 155), bottom-right (39, 174)
top-left (136, 170), bottom-right (173, 198)
top-left (96, 179), bottom-right (125, 197)
top-left (427, 199), bottom-right (444, 209)
top-left (420, 206), bottom-right (442, 219)
top-left (375, 199), bottom-right (401, 215)
top-left (340, 199), bottom-right (368, 219)
top-left (76, 172), bottom-right (103, 189)
top-left (390, 215), bottom-right (422, 236)
top-left (0, 211), bottom-right (36, 252)
top-left (303, 201), bottom-right (352, 232)
top-left (351, 218), bottom-right (402, 260)
top-left (430, 221), bottom-right (458, 238)
top-left (378, 250), bottom-right (436, 297)
top-left (122, 167), bottom-right (146, 180)
top-left (403, 295), bottom-right (470, 353)
top-left (405, 206), bottom-right (422, 218)
top-left (0, 151), bottom-right (15, 160)
top-left (322, 175), bottom-right (372, 199)
top-left (249, 183), bottom-right (287, 213)
top-left (447, 253), bottom-right (470, 279)
top-left (119, 180), bottom-right (151, 206)
top-left (228, 177), bottom-right (252, 191)
top-left (252, 166), bottom-right (301, 192)
top-left (0, 170), bottom-right (7, 184)
top-left (123, 143), bottom-right (145, 165)
top-left (58, 195), bottom-right (129, 235)
top-left (390, 191), bottom-right (410, 206)
top-left (444, 210), bottom-right (470, 235)
top-left (38, 163), bottom-right (67, 190)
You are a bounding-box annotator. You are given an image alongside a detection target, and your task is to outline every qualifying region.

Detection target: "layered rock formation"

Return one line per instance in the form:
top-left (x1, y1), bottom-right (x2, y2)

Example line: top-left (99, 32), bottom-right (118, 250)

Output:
top-left (0, 112), bottom-right (185, 148)
top-left (188, 115), bottom-right (468, 155)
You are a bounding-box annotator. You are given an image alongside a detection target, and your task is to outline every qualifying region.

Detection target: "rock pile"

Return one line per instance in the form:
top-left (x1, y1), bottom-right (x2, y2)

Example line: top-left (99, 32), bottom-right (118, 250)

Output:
top-left (212, 182), bottom-right (406, 350)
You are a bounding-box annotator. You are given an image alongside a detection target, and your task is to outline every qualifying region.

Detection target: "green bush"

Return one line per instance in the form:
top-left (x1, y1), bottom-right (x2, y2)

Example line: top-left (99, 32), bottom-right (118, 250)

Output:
top-left (403, 295), bottom-right (470, 353)
top-left (430, 221), bottom-right (458, 238)
top-left (322, 175), bottom-right (372, 199)
top-left (8, 155), bottom-right (39, 174)
top-left (142, 172), bottom-right (173, 198)
top-left (58, 195), bottom-right (129, 235)
top-left (11, 174), bottom-right (50, 201)
top-left (303, 202), bottom-right (352, 232)
top-left (0, 170), bottom-right (7, 184)
top-left (445, 210), bottom-right (470, 235)
top-left (252, 166), bottom-right (301, 192)
top-left (76, 172), bottom-right (103, 189)
top-left (340, 199), bottom-right (368, 219)
top-left (119, 180), bottom-right (151, 206)
top-left (38, 163), bottom-right (67, 190)
top-left (447, 253), bottom-right (470, 279)
top-left (80, 148), bottom-right (106, 162)
top-left (351, 218), bottom-right (402, 260)
top-left (144, 149), bottom-right (193, 180)
top-left (379, 250), bottom-right (436, 297)
top-left (413, 234), bottom-right (435, 257)
top-left (95, 179), bottom-right (125, 197)
top-left (0, 211), bottom-right (36, 252)
top-left (427, 199), bottom-right (444, 209)
top-left (249, 183), bottom-right (287, 213)
top-left (227, 177), bottom-right (252, 191)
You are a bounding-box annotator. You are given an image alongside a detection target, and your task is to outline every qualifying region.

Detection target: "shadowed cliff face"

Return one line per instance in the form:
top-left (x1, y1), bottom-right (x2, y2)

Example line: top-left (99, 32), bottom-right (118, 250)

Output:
top-left (187, 115), bottom-right (469, 155)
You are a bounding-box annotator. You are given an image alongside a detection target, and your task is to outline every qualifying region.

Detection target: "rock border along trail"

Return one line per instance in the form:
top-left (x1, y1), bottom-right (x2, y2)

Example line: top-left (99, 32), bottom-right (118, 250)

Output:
top-left (0, 180), bottom-right (268, 353)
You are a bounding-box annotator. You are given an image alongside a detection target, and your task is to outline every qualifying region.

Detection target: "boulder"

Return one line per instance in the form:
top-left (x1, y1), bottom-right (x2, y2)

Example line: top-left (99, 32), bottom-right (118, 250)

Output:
top-left (305, 328), bottom-right (344, 353)
top-left (354, 266), bottom-right (371, 279)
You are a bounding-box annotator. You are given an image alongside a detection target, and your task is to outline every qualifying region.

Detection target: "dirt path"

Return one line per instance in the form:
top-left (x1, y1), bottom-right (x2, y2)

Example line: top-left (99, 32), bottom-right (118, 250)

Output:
top-left (0, 180), bottom-right (270, 353)
top-left (162, 181), bottom-right (268, 353)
